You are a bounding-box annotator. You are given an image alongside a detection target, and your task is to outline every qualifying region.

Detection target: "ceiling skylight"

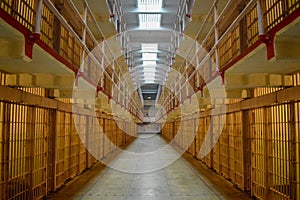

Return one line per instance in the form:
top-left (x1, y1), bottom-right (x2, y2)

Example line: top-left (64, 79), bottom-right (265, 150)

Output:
top-left (138, 0), bottom-right (163, 11)
top-left (142, 53), bottom-right (157, 60)
top-left (139, 43), bottom-right (159, 83)
top-left (142, 43), bottom-right (158, 52)
top-left (144, 72), bottom-right (156, 76)
top-left (142, 67), bottom-right (157, 72)
top-left (139, 14), bottom-right (161, 29)
top-left (143, 61), bottom-right (157, 66)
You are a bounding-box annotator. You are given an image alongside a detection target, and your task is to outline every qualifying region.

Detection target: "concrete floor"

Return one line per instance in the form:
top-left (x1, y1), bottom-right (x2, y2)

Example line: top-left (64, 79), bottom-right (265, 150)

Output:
top-left (49, 134), bottom-right (251, 200)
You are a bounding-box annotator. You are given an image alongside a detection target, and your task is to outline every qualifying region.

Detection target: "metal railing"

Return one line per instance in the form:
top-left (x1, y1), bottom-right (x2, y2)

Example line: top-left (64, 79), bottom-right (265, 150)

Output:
top-left (0, 0), bottom-right (144, 120)
top-left (157, 0), bottom-right (300, 117)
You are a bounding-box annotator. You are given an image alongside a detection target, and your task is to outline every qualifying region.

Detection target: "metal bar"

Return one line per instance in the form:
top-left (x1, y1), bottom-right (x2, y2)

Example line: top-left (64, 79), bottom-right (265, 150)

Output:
top-left (84, 0), bottom-right (105, 38)
top-left (35, 0), bottom-right (43, 33)
top-left (80, 3), bottom-right (88, 72)
top-left (44, 0), bottom-right (140, 111)
top-left (158, 0), bottom-right (258, 114)
top-left (214, 2), bottom-right (219, 70)
top-left (264, 107), bottom-right (269, 199)
top-left (257, 0), bottom-right (265, 35)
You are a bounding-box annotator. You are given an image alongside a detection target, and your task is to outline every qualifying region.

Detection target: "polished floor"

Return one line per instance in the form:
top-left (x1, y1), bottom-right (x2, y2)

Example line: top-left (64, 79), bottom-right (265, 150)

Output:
top-left (49, 134), bottom-right (250, 200)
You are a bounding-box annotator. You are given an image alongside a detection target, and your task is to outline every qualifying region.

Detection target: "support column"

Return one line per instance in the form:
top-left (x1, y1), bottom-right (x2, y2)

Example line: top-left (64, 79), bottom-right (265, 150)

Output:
top-left (85, 115), bottom-right (90, 169)
top-left (27, 106), bottom-right (36, 200)
top-left (214, 2), bottom-right (219, 71)
top-left (35, 0), bottom-right (43, 34)
top-left (242, 110), bottom-right (251, 192)
top-left (238, 1), bottom-right (248, 52)
top-left (209, 115), bottom-right (214, 169)
top-left (80, 2), bottom-right (88, 73)
top-left (49, 109), bottom-right (57, 192)
top-left (257, 0), bottom-right (265, 36)
top-left (1, 103), bottom-right (10, 200)
top-left (289, 102), bottom-right (298, 199)
top-left (264, 107), bottom-right (270, 199)
top-left (192, 117), bottom-right (196, 158)
top-left (53, 1), bottom-right (62, 53)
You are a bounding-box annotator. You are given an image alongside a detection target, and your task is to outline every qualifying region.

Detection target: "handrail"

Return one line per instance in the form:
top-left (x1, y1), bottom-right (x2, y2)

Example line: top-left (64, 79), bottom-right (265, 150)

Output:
top-left (179, 0), bottom-right (257, 82)
top-left (42, 0), bottom-right (142, 118)
top-left (217, 0), bottom-right (256, 47)
top-left (215, 0), bottom-right (234, 26)
top-left (82, 3), bottom-right (142, 108)
top-left (84, 0), bottom-right (105, 39)
top-left (194, 1), bottom-right (215, 40)
top-left (73, 0), bottom-right (143, 112)
top-left (174, 0), bottom-right (187, 31)
top-left (175, 0), bottom-right (255, 104)
top-left (166, 6), bottom-right (215, 107)
top-left (62, 0), bottom-right (140, 110)
top-left (184, 0), bottom-right (255, 89)
top-left (43, 0), bottom-right (83, 47)
top-left (157, 0), bottom-right (258, 116)
top-left (169, 0), bottom-right (216, 92)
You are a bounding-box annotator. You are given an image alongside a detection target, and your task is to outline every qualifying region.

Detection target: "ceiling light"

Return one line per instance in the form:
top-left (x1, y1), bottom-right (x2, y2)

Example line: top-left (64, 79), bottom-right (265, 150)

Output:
top-left (142, 67), bottom-right (157, 73)
top-left (143, 61), bottom-right (157, 66)
top-left (148, 96), bottom-right (152, 99)
top-left (138, 0), bottom-right (163, 11)
top-left (144, 72), bottom-right (156, 77)
top-left (142, 43), bottom-right (158, 51)
top-left (142, 53), bottom-right (157, 60)
top-left (139, 14), bottom-right (161, 29)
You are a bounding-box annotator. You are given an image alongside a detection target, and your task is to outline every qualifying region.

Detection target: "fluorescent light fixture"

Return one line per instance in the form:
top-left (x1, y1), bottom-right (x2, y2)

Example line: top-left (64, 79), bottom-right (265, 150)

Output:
top-left (143, 61), bottom-right (156, 66)
top-left (144, 72), bottom-right (155, 76)
top-left (144, 74), bottom-right (155, 78)
top-left (142, 67), bottom-right (157, 73)
top-left (138, 0), bottom-right (163, 11)
top-left (138, 43), bottom-right (160, 83)
top-left (142, 53), bottom-right (157, 65)
top-left (139, 14), bottom-right (161, 29)
top-left (142, 53), bottom-right (157, 60)
top-left (142, 43), bottom-right (158, 51)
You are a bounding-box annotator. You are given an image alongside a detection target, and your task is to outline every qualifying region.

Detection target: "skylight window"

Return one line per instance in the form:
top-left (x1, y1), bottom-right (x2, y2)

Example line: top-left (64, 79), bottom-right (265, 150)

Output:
top-left (142, 43), bottom-right (158, 52)
top-left (138, 0), bottom-right (163, 11)
top-left (142, 67), bottom-right (157, 72)
top-left (144, 72), bottom-right (155, 76)
top-left (143, 61), bottom-right (157, 66)
top-left (139, 14), bottom-right (161, 29)
top-left (143, 64), bottom-right (156, 83)
top-left (140, 43), bottom-right (159, 83)
top-left (142, 53), bottom-right (157, 60)
top-left (144, 76), bottom-right (155, 81)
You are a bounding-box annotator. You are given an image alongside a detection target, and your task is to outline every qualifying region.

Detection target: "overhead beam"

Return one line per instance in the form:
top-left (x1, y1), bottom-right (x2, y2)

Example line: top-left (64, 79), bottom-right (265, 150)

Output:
top-left (225, 73), bottom-right (293, 89)
top-left (6, 73), bottom-right (75, 89)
